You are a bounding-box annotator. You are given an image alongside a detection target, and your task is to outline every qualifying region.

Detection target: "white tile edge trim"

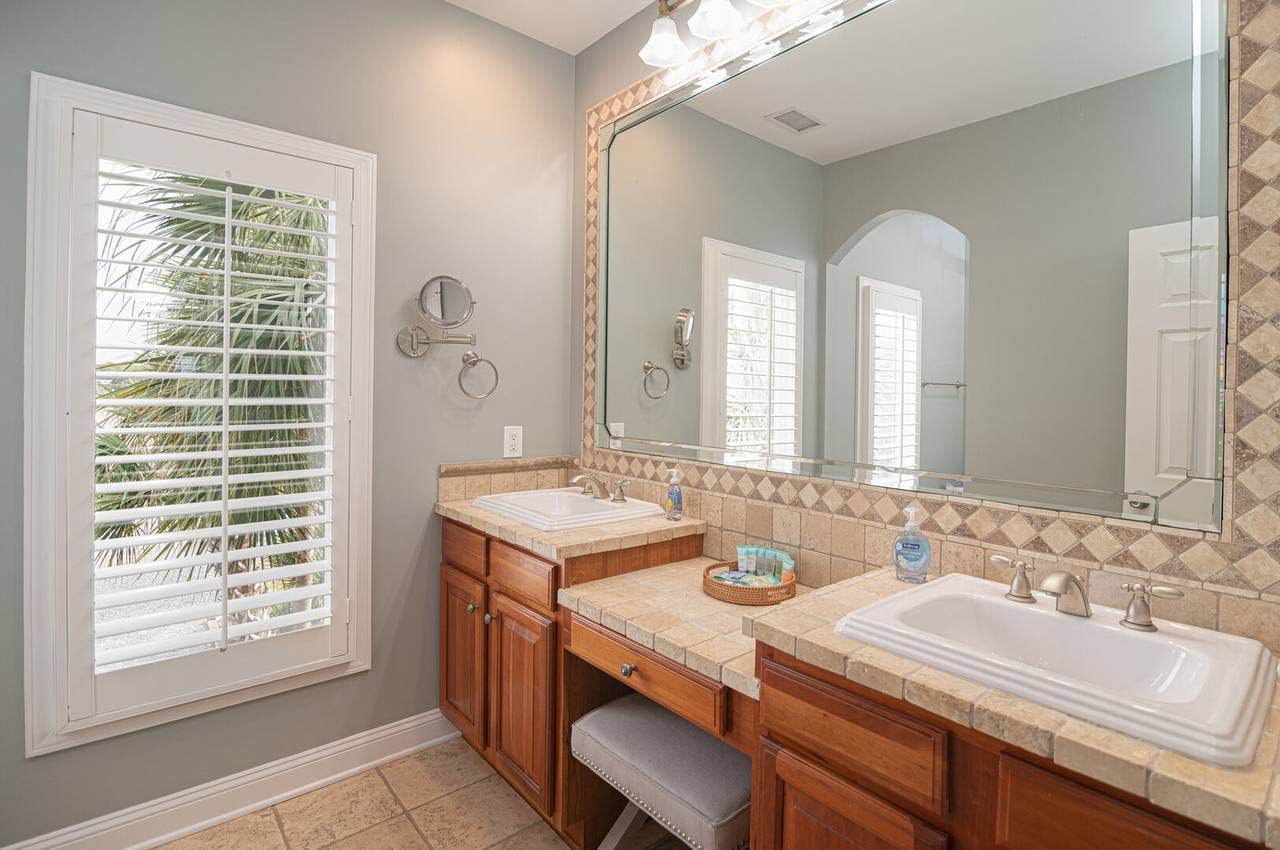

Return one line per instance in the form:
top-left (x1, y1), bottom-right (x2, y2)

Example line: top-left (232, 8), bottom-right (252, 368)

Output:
top-left (4, 709), bottom-right (457, 850)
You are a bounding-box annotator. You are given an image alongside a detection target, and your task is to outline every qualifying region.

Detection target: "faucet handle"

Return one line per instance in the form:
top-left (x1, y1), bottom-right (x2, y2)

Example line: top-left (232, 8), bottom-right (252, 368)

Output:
top-left (610, 479), bottom-right (629, 503)
top-left (1121, 581), bottom-right (1184, 600)
top-left (991, 555), bottom-right (1035, 603)
top-left (1119, 582), bottom-right (1182, 632)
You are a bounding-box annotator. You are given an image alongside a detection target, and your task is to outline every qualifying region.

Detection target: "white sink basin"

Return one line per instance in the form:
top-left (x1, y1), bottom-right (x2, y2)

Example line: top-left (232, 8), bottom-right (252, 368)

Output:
top-left (473, 487), bottom-right (664, 532)
top-left (835, 573), bottom-right (1277, 766)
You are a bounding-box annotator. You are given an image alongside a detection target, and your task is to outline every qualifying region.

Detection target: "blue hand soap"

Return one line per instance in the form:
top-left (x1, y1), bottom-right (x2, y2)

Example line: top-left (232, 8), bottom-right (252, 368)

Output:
top-left (893, 506), bottom-right (931, 584)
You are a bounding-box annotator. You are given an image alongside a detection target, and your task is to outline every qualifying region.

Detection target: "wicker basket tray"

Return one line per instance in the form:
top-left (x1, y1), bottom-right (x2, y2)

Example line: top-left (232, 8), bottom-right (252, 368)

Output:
top-left (702, 561), bottom-right (797, 606)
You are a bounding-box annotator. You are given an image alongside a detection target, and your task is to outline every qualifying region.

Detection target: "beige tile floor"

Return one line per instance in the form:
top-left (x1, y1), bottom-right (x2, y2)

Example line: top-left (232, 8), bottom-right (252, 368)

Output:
top-left (161, 737), bottom-right (684, 850)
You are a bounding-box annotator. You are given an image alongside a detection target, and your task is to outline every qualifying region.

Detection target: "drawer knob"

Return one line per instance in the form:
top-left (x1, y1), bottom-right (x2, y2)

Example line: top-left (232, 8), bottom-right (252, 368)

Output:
top-left (484, 613), bottom-right (493, 625)
top-left (620, 662), bottom-right (637, 678)
top-left (466, 603), bottom-right (478, 614)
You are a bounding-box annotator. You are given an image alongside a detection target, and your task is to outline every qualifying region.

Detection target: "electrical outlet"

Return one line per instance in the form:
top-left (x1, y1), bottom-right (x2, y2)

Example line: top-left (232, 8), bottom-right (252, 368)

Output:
top-left (609, 422), bottom-right (624, 450)
top-left (503, 425), bottom-right (523, 459)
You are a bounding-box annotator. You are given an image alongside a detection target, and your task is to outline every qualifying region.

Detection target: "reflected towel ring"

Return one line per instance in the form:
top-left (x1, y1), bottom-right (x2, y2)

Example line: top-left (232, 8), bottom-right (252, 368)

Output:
top-left (642, 360), bottom-right (670, 400)
top-left (459, 350), bottom-right (499, 399)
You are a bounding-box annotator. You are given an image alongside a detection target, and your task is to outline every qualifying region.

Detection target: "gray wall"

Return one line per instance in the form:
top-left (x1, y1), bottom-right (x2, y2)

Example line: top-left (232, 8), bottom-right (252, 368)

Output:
top-left (822, 62), bottom-right (1197, 492)
top-left (604, 106), bottom-right (823, 452)
top-left (0, 0), bottom-right (575, 842)
top-left (825, 212), bottom-right (968, 473)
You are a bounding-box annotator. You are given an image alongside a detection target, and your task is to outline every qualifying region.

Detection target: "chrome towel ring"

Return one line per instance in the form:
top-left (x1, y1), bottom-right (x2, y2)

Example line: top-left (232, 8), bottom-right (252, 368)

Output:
top-left (459, 350), bottom-right (499, 399)
top-left (642, 360), bottom-right (670, 400)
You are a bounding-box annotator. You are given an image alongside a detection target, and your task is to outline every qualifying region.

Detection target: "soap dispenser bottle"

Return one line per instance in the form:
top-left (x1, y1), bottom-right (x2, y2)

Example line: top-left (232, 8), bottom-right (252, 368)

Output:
top-left (893, 506), bottom-right (931, 584)
top-left (664, 468), bottom-right (683, 521)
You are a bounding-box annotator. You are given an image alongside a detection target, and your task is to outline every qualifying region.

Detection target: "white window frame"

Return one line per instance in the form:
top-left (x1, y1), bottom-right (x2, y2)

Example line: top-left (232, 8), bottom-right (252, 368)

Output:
top-left (24, 74), bottom-right (376, 756)
top-left (855, 276), bottom-right (923, 471)
top-left (699, 238), bottom-right (806, 459)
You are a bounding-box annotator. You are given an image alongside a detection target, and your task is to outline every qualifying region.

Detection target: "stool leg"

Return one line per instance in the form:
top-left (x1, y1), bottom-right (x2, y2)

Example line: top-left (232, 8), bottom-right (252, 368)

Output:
top-left (598, 801), bottom-right (649, 850)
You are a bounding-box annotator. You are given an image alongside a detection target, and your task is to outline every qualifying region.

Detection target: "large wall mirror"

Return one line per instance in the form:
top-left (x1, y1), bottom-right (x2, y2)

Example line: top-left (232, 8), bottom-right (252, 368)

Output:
top-left (600, 0), bottom-right (1227, 530)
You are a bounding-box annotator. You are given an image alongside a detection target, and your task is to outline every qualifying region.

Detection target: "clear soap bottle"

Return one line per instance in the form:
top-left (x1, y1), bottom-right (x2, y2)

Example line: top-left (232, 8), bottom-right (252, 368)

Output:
top-left (665, 468), bottom-right (683, 521)
top-left (893, 506), bottom-right (931, 584)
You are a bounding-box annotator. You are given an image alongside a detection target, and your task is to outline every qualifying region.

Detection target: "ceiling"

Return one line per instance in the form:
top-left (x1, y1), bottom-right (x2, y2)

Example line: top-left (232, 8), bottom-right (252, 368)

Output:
top-left (443, 0), bottom-right (653, 55)
top-left (688, 0), bottom-right (1205, 165)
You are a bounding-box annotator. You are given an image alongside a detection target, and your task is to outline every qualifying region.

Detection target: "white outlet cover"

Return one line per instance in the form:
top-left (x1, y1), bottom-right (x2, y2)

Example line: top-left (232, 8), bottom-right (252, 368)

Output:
top-left (609, 422), bottom-right (624, 450)
top-left (503, 425), bottom-right (523, 459)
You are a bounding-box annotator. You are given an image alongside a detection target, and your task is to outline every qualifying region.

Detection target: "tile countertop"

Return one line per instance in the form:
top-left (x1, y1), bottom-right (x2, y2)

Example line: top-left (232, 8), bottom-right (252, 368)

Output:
top-left (740, 567), bottom-right (1280, 847)
top-left (434, 499), bottom-right (706, 563)
top-left (556, 557), bottom-right (781, 701)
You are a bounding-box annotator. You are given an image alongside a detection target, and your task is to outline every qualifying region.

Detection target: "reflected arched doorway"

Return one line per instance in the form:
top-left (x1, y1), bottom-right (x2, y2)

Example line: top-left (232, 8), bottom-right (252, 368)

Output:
top-left (824, 210), bottom-right (969, 475)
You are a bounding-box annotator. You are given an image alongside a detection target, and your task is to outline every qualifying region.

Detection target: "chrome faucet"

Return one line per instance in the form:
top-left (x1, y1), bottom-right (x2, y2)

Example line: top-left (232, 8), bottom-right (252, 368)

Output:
top-left (1039, 571), bottom-right (1092, 618)
top-left (1119, 582), bottom-right (1183, 632)
top-left (569, 474), bottom-right (609, 499)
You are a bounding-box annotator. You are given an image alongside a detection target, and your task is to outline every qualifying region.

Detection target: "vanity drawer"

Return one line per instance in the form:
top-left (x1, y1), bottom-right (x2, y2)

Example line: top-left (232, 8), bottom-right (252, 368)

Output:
top-left (569, 614), bottom-right (727, 735)
top-left (443, 520), bottom-right (487, 579)
top-left (994, 756), bottom-right (1232, 850)
top-left (759, 658), bottom-right (948, 817)
top-left (490, 541), bottom-right (557, 613)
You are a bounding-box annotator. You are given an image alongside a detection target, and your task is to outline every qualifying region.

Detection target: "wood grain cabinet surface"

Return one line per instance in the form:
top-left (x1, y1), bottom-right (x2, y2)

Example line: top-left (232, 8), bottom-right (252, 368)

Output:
top-left (488, 591), bottom-right (557, 814)
top-left (753, 737), bottom-right (948, 850)
top-left (754, 647), bottom-right (1261, 850)
top-left (440, 563), bottom-right (486, 749)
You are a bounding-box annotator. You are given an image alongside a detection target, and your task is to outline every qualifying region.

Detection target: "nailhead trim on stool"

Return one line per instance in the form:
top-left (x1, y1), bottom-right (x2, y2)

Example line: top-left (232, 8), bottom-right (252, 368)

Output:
top-left (571, 748), bottom-right (751, 850)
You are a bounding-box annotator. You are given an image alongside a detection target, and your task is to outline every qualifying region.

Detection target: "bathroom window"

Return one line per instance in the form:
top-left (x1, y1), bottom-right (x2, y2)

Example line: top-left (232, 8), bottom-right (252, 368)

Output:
top-left (25, 76), bottom-right (374, 755)
top-left (857, 278), bottom-right (922, 475)
top-left (700, 239), bottom-right (805, 463)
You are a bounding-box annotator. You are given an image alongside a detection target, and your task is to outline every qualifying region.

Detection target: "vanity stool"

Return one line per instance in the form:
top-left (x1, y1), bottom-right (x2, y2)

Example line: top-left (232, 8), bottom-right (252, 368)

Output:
top-left (571, 693), bottom-right (751, 850)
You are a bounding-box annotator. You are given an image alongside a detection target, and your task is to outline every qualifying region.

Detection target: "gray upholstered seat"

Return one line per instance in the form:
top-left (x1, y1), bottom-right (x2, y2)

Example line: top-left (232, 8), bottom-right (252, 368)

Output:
top-left (571, 693), bottom-right (751, 850)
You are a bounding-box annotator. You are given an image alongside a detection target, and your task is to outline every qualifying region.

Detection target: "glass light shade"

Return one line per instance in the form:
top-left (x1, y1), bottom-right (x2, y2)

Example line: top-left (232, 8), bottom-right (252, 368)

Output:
top-left (688, 0), bottom-right (745, 41)
top-left (639, 15), bottom-right (691, 68)
top-left (746, 0), bottom-right (791, 6)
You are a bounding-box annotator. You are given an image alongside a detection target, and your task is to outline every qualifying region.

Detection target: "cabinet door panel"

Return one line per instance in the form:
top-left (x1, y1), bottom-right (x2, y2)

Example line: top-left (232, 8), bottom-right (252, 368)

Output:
top-left (489, 592), bottom-right (556, 815)
top-left (754, 737), bottom-right (948, 850)
top-left (760, 657), bottom-right (948, 816)
top-left (995, 756), bottom-right (1234, 850)
top-left (440, 563), bottom-right (486, 748)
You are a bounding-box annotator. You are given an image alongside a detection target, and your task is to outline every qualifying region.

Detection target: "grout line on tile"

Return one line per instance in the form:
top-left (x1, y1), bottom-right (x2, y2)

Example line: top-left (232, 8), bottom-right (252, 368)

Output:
top-left (270, 805), bottom-right (292, 850)
top-left (372, 763), bottom-right (440, 848)
top-left (375, 765), bottom-right (410, 814)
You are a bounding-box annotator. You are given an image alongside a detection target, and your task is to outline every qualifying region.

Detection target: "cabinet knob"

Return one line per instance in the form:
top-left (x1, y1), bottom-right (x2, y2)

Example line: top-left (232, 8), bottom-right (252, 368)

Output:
top-left (466, 603), bottom-right (478, 614)
top-left (620, 662), bottom-right (637, 678)
top-left (484, 613), bottom-right (493, 625)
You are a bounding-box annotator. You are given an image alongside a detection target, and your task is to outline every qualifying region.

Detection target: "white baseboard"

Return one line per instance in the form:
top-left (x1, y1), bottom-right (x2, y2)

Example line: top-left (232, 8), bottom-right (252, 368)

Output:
top-left (6, 710), bottom-right (458, 850)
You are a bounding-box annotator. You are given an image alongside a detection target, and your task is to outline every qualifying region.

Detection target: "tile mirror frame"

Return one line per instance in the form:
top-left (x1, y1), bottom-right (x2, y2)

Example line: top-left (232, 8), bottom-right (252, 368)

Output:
top-left (586, 0), bottom-right (1236, 534)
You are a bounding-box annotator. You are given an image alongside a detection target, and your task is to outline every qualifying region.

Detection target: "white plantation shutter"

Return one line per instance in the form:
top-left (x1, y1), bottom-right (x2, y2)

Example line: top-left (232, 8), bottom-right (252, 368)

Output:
top-left (858, 278), bottom-right (922, 475)
top-left (724, 279), bottom-right (799, 456)
top-left (60, 110), bottom-right (361, 725)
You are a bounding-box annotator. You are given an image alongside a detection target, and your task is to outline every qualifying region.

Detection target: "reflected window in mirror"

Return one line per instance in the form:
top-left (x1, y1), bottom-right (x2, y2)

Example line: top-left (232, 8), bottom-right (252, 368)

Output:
top-left (857, 278), bottom-right (922, 480)
top-left (701, 240), bottom-right (806, 466)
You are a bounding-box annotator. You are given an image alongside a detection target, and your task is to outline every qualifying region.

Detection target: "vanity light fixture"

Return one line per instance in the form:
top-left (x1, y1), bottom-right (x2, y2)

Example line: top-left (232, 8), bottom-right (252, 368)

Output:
top-left (640, 0), bottom-right (752, 67)
top-left (688, 0), bottom-right (745, 41)
top-left (639, 1), bottom-right (692, 68)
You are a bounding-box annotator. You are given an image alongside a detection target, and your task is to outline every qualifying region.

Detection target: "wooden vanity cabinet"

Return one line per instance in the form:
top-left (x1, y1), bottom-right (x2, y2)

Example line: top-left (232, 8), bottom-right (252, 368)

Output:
top-left (755, 737), bottom-right (948, 850)
top-left (488, 590), bottom-right (556, 814)
top-left (754, 647), bottom-right (1262, 850)
top-left (439, 520), bottom-right (559, 818)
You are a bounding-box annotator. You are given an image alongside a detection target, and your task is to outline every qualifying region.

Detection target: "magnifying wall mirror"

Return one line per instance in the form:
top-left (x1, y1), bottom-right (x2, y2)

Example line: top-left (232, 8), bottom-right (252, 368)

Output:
top-left (418, 275), bottom-right (476, 328)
